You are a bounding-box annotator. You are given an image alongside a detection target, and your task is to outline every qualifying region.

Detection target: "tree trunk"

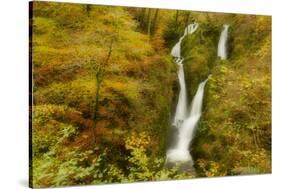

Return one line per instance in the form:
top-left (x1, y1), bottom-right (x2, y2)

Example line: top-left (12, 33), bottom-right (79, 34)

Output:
top-left (85, 5), bottom-right (91, 17)
top-left (92, 38), bottom-right (114, 144)
top-left (140, 8), bottom-right (147, 29)
top-left (152, 9), bottom-right (159, 35)
top-left (147, 9), bottom-right (152, 39)
top-left (93, 69), bottom-right (101, 144)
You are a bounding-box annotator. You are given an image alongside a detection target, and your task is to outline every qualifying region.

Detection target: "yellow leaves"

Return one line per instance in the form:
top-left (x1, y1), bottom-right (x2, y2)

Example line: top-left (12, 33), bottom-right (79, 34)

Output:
top-left (118, 30), bottom-right (154, 61)
top-left (219, 65), bottom-right (230, 74)
top-left (91, 156), bottom-right (98, 164)
top-left (103, 77), bottom-right (141, 103)
top-left (106, 80), bottom-right (127, 91)
top-left (256, 16), bottom-right (271, 34)
top-left (256, 35), bottom-right (272, 61)
top-left (125, 132), bottom-right (152, 151)
top-left (197, 159), bottom-right (226, 177)
top-left (232, 149), bottom-right (271, 174)
top-left (33, 104), bottom-right (81, 125)
top-left (33, 46), bottom-right (75, 66)
top-left (33, 17), bottom-right (57, 35)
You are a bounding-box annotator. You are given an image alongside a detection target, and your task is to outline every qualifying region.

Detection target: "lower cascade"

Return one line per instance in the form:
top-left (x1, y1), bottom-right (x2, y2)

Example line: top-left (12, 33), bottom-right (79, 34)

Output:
top-left (165, 23), bottom-right (209, 172)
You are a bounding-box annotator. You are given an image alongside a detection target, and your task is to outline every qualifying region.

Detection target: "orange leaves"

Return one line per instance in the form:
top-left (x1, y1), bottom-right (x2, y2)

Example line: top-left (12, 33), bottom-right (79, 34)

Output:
top-left (125, 132), bottom-right (152, 151)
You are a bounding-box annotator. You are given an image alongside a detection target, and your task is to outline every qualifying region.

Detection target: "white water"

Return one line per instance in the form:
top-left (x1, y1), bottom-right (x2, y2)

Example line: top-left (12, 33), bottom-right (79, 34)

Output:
top-left (166, 23), bottom-right (209, 170)
top-left (188, 23), bottom-right (199, 34)
top-left (166, 78), bottom-right (209, 165)
top-left (170, 23), bottom-right (199, 58)
top-left (218, 24), bottom-right (229, 59)
top-left (171, 27), bottom-right (188, 58)
top-left (173, 58), bottom-right (188, 127)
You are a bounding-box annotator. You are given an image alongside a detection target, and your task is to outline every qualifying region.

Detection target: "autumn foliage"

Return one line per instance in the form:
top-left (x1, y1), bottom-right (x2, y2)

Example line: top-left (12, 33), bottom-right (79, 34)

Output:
top-left (30, 2), bottom-right (271, 188)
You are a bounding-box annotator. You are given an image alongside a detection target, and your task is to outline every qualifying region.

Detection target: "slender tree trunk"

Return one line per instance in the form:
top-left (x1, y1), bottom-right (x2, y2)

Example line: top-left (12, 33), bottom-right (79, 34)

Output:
top-left (152, 9), bottom-right (159, 35)
top-left (104, 38), bottom-right (114, 65)
top-left (93, 69), bottom-right (101, 144)
top-left (147, 9), bottom-right (152, 39)
top-left (136, 8), bottom-right (143, 22)
top-left (92, 39), bottom-right (114, 144)
top-left (141, 8), bottom-right (147, 30)
top-left (252, 129), bottom-right (259, 148)
top-left (85, 5), bottom-right (91, 17)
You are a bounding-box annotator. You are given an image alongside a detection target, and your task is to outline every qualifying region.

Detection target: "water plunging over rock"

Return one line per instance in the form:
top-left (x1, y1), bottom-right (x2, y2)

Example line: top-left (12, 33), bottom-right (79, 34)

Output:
top-left (218, 24), bottom-right (229, 59)
top-left (165, 23), bottom-right (209, 173)
top-left (173, 58), bottom-right (188, 127)
top-left (188, 23), bottom-right (199, 34)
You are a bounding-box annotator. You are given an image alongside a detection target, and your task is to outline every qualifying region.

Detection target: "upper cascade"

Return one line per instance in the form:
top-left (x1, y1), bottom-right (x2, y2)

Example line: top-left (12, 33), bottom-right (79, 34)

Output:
top-left (171, 22), bottom-right (199, 58)
top-left (218, 24), bottom-right (229, 60)
top-left (188, 23), bottom-right (199, 34)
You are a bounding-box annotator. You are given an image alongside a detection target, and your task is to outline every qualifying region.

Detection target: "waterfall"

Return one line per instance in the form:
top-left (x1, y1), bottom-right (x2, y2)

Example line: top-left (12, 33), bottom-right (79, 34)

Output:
top-left (218, 24), bottom-right (229, 59)
top-left (166, 23), bottom-right (209, 172)
top-left (189, 77), bottom-right (209, 117)
top-left (170, 23), bottom-right (199, 58)
top-left (187, 23), bottom-right (199, 34)
top-left (173, 59), bottom-right (188, 127)
top-left (171, 26), bottom-right (189, 127)
top-left (166, 78), bottom-right (209, 168)
top-left (171, 27), bottom-right (188, 58)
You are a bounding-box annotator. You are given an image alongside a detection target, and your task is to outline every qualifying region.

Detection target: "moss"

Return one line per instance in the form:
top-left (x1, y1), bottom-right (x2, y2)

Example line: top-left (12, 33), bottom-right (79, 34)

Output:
top-left (181, 22), bottom-right (218, 98)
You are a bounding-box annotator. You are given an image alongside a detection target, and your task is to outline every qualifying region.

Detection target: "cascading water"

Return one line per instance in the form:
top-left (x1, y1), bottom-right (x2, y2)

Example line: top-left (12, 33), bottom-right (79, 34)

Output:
top-left (173, 58), bottom-right (188, 127)
top-left (171, 27), bottom-right (188, 58)
top-left (187, 23), bottom-right (199, 34)
top-left (218, 24), bottom-right (229, 59)
top-left (165, 23), bottom-right (209, 172)
top-left (171, 23), bottom-right (200, 127)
